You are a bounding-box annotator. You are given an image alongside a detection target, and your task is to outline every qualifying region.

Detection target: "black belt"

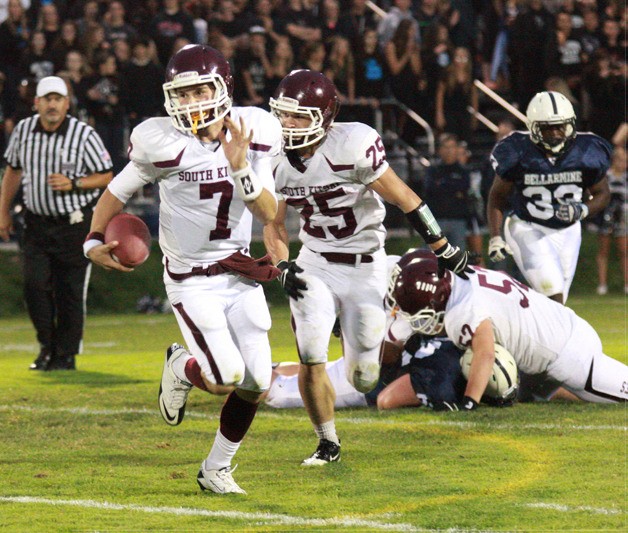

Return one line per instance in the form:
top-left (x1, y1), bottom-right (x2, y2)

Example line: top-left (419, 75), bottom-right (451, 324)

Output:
top-left (26, 207), bottom-right (92, 224)
top-left (319, 252), bottom-right (374, 265)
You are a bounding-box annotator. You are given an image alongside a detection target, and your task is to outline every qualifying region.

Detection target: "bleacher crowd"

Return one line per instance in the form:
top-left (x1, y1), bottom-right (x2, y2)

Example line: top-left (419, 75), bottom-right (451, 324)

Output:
top-left (0, 0), bottom-right (625, 292)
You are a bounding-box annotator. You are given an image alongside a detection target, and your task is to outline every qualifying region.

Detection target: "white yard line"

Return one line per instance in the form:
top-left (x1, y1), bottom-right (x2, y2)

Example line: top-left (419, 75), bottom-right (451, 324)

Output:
top-left (0, 496), bottom-right (422, 531)
top-left (524, 502), bottom-right (624, 515)
top-left (0, 404), bottom-right (625, 432)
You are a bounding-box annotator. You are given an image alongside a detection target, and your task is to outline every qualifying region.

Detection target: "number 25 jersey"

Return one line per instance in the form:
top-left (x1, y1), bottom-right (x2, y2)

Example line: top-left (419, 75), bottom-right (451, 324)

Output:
top-left (490, 131), bottom-right (611, 228)
top-left (273, 122), bottom-right (389, 253)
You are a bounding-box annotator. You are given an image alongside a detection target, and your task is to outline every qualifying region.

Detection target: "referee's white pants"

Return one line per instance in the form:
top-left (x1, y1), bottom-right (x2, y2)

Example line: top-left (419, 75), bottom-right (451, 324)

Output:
top-left (290, 247), bottom-right (388, 393)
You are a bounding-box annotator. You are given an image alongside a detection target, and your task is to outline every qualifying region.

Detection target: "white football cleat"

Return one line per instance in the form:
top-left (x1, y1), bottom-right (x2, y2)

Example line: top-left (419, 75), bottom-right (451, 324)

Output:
top-left (197, 463), bottom-right (247, 494)
top-left (158, 343), bottom-right (192, 426)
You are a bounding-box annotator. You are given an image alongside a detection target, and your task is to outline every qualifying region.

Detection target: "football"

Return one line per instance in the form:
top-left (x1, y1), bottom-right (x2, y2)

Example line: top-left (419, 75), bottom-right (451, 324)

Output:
top-left (104, 213), bottom-right (151, 268)
top-left (460, 344), bottom-right (519, 400)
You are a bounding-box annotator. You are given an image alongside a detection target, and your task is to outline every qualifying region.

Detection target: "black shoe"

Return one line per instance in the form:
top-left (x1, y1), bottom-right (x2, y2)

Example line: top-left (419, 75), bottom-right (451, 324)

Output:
top-left (48, 355), bottom-right (76, 370)
top-left (301, 439), bottom-right (341, 466)
top-left (29, 351), bottom-right (52, 371)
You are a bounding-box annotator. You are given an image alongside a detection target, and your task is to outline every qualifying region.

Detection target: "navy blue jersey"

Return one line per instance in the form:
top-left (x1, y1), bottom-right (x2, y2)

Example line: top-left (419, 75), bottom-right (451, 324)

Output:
top-left (490, 132), bottom-right (612, 228)
top-left (402, 336), bottom-right (466, 404)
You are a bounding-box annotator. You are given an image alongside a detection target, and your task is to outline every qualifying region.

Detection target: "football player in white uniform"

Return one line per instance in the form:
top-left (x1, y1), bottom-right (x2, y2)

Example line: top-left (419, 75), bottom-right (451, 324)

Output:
top-left (84, 45), bottom-right (282, 494)
top-left (390, 251), bottom-right (628, 410)
top-left (263, 70), bottom-right (473, 465)
top-left (487, 91), bottom-right (612, 303)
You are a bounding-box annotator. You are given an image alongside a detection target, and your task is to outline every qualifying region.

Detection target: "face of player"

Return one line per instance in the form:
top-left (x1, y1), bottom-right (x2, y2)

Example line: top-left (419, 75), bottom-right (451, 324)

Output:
top-left (276, 110), bottom-right (312, 131)
top-left (538, 123), bottom-right (567, 148)
top-left (36, 93), bottom-right (70, 131)
top-left (175, 83), bottom-right (224, 140)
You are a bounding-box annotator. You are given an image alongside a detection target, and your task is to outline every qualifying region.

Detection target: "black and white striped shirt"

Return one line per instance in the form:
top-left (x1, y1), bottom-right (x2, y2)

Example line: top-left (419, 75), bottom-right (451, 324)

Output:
top-left (4, 115), bottom-right (113, 217)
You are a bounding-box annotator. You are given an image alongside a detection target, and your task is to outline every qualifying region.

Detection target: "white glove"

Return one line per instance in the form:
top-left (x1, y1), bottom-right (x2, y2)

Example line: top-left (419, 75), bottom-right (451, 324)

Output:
top-left (555, 201), bottom-right (589, 224)
top-left (488, 236), bottom-right (513, 263)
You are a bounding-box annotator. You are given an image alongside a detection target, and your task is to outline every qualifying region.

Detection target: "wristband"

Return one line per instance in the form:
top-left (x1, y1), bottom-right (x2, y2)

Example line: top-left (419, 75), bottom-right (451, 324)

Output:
top-left (461, 396), bottom-right (478, 410)
top-left (83, 231), bottom-right (104, 258)
top-left (229, 163), bottom-right (263, 202)
top-left (405, 202), bottom-right (444, 244)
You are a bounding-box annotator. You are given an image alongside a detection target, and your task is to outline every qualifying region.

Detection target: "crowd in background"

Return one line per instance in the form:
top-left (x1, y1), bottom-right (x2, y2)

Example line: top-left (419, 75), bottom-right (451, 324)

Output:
top-left (0, 0), bottom-right (625, 291)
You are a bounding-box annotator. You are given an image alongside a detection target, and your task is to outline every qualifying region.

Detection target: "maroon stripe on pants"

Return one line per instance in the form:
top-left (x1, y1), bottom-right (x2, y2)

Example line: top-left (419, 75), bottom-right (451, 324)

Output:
top-left (173, 302), bottom-right (224, 385)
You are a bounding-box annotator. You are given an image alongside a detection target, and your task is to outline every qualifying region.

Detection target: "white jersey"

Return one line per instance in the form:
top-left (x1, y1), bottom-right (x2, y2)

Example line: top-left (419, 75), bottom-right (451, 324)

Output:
top-left (444, 266), bottom-right (581, 375)
top-left (108, 108), bottom-right (282, 271)
top-left (273, 122), bottom-right (389, 253)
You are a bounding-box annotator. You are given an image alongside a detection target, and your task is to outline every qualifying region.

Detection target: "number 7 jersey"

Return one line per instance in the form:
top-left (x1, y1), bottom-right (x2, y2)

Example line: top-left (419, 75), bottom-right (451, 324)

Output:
top-left (273, 122), bottom-right (389, 253)
top-left (108, 108), bottom-right (282, 270)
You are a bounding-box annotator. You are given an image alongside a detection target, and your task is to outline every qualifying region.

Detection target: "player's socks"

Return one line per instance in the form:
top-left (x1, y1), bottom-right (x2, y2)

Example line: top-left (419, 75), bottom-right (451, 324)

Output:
top-left (315, 420), bottom-right (339, 445)
top-left (205, 430), bottom-right (241, 470)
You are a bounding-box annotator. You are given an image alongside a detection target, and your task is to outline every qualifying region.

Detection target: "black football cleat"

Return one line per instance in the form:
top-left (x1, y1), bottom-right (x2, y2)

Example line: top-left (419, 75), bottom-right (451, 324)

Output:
top-left (301, 439), bottom-right (341, 466)
top-left (29, 351), bottom-right (52, 371)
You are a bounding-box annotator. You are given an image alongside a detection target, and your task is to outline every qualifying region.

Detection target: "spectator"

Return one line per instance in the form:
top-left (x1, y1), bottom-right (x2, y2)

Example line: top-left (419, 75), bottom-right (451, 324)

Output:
top-left (35, 1), bottom-right (60, 53)
top-left (0, 0), bottom-right (30, 86)
top-left (237, 25), bottom-right (272, 107)
top-left (508, 0), bottom-right (554, 109)
top-left (277, 0), bottom-right (322, 57)
top-left (149, 0), bottom-right (197, 67)
top-left (0, 0), bottom-right (30, 23)
top-left (121, 36), bottom-right (164, 130)
top-left (595, 145), bottom-right (627, 295)
top-left (75, 0), bottom-right (101, 39)
top-left (434, 46), bottom-right (478, 142)
top-left (544, 10), bottom-right (584, 95)
top-left (55, 49), bottom-right (91, 121)
top-left (485, 0), bottom-right (519, 91)
top-left (457, 139), bottom-right (485, 266)
top-left (320, 0), bottom-right (340, 43)
top-left (415, 0), bottom-right (439, 34)
top-left (3, 76), bottom-right (36, 137)
top-left (377, 0), bottom-right (419, 51)
top-left (245, 0), bottom-right (283, 46)
top-left (19, 30), bottom-right (54, 81)
top-left (111, 37), bottom-right (131, 68)
top-left (600, 16), bottom-right (624, 64)
top-left (579, 7), bottom-right (602, 61)
top-left (336, 0), bottom-right (378, 51)
top-left (213, 0), bottom-right (250, 44)
top-left (50, 19), bottom-right (80, 72)
top-left (0, 75), bottom-right (113, 371)
top-left (102, 0), bottom-right (138, 46)
top-left (354, 26), bottom-right (386, 102)
top-left (80, 23), bottom-right (109, 66)
top-left (265, 36), bottom-right (295, 97)
top-left (420, 21), bottom-right (453, 124)
top-left (384, 18), bottom-right (423, 144)
top-left (85, 51), bottom-right (125, 173)
top-left (296, 39), bottom-right (326, 72)
top-left (422, 133), bottom-right (471, 252)
top-left (581, 48), bottom-right (625, 142)
top-left (324, 35), bottom-right (355, 103)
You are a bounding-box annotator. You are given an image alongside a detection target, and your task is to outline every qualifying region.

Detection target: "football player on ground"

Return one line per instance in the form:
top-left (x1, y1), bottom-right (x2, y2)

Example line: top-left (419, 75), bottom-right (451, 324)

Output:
top-left (390, 251), bottom-right (628, 410)
top-left (84, 45), bottom-right (282, 494)
top-left (263, 71), bottom-right (474, 466)
top-left (487, 91), bottom-right (612, 304)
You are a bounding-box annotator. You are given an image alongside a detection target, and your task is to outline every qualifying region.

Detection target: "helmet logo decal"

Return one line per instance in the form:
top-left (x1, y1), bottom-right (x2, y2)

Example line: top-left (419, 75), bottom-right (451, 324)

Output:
top-left (415, 281), bottom-right (436, 294)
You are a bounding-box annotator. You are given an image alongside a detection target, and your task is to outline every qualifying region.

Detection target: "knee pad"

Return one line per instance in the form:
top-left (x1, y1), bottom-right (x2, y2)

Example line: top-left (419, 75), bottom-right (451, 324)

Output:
top-left (355, 304), bottom-right (387, 350)
top-left (346, 359), bottom-right (381, 393)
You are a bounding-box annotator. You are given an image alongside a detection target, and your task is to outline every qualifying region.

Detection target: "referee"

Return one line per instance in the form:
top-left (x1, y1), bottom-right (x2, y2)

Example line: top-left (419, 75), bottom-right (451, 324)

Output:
top-left (0, 76), bottom-right (113, 371)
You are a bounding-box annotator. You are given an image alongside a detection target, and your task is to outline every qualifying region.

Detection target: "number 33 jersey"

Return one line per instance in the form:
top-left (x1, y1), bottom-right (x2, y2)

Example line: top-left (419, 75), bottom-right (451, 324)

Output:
top-left (490, 131), bottom-right (612, 228)
top-left (273, 122), bottom-right (389, 253)
top-left (108, 108), bottom-right (281, 270)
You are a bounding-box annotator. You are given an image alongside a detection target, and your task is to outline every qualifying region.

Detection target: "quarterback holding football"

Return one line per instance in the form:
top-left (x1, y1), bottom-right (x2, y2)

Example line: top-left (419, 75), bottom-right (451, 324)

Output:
top-left (85, 45), bottom-right (282, 495)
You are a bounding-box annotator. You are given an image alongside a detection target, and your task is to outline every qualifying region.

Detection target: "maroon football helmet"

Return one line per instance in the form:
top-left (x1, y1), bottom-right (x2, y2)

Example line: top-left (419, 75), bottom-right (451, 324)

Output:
top-left (391, 255), bottom-right (452, 335)
top-left (386, 248), bottom-right (437, 310)
top-left (163, 44), bottom-right (233, 133)
top-left (269, 69), bottom-right (340, 149)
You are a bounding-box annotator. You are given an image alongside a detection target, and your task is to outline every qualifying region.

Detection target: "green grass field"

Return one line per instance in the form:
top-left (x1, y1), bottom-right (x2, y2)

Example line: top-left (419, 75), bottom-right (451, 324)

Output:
top-left (0, 294), bottom-right (626, 531)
